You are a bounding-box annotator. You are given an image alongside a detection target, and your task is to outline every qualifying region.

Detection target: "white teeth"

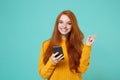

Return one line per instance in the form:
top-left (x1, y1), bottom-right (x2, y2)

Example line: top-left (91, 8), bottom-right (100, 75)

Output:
top-left (61, 29), bottom-right (66, 32)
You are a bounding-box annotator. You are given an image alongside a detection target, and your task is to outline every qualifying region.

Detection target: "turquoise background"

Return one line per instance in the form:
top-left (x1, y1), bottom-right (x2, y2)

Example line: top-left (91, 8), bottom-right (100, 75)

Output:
top-left (0, 0), bottom-right (120, 80)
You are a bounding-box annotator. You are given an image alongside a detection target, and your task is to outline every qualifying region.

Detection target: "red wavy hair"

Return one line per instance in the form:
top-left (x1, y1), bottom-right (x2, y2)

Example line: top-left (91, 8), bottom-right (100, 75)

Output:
top-left (43, 10), bottom-right (84, 73)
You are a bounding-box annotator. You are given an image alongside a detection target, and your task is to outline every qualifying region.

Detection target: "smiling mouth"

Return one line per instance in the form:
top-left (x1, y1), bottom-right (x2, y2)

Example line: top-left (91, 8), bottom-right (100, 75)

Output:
top-left (61, 28), bottom-right (68, 32)
top-left (62, 29), bottom-right (66, 31)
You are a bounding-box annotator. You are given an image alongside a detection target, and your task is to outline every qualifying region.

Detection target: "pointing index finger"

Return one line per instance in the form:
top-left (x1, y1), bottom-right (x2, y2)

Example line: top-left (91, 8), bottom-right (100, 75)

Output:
top-left (93, 33), bottom-right (98, 38)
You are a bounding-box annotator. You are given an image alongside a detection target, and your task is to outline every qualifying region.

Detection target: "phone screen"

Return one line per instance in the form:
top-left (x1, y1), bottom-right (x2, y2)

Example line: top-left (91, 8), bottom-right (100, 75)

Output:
top-left (52, 46), bottom-right (64, 58)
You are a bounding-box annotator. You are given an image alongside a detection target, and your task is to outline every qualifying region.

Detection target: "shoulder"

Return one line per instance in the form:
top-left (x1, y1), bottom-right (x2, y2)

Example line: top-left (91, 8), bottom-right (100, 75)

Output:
top-left (40, 39), bottom-right (51, 51)
top-left (42, 39), bottom-right (51, 46)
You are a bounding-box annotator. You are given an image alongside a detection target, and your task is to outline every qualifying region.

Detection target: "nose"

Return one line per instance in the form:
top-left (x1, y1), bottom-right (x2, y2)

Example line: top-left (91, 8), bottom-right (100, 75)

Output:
top-left (62, 23), bottom-right (67, 28)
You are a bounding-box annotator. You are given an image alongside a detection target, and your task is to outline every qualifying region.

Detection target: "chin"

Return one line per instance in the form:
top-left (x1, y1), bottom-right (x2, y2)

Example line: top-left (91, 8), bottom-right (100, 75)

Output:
top-left (60, 32), bottom-right (67, 35)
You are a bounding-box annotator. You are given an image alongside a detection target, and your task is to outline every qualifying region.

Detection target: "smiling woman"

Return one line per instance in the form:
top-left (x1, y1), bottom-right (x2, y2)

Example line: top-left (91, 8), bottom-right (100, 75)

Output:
top-left (58, 15), bottom-right (72, 39)
top-left (38, 10), bottom-right (96, 80)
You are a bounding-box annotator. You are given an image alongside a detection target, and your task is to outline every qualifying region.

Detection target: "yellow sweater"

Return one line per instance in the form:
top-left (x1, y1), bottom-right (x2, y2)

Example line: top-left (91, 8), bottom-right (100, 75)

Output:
top-left (38, 40), bottom-right (91, 80)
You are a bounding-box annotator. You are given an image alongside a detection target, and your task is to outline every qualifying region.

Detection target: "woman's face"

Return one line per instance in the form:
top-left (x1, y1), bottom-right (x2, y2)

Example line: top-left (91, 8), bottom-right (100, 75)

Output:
top-left (58, 15), bottom-right (72, 37)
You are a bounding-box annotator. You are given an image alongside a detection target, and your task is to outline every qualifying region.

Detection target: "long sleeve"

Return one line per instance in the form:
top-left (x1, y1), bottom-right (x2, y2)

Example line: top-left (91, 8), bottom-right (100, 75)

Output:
top-left (38, 40), bottom-right (92, 80)
top-left (78, 44), bottom-right (92, 73)
top-left (38, 42), bottom-right (56, 79)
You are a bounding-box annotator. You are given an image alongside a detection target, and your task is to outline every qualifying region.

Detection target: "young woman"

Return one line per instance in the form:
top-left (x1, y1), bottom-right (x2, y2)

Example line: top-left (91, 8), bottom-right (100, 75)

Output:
top-left (38, 10), bottom-right (96, 80)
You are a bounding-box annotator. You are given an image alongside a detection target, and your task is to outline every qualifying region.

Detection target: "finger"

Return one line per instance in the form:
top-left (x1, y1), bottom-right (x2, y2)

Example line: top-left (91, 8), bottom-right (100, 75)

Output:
top-left (91, 39), bottom-right (95, 43)
top-left (87, 35), bottom-right (91, 41)
top-left (57, 56), bottom-right (64, 61)
top-left (53, 52), bottom-right (59, 57)
top-left (88, 36), bottom-right (93, 41)
top-left (58, 56), bottom-right (64, 61)
top-left (59, 54), bottom-right (64, 59)
top-left (55, 54), bottom-right (63, 60)
top-left (87, 35), bottom-right (94, 42)
top-left (50, 55), bottom-right (58, 63)
top-left (93, 33), bottom-right (98, 38)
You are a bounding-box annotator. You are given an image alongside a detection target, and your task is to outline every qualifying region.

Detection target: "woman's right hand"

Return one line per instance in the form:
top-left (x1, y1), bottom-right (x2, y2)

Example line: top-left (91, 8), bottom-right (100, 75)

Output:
top-left (50, 52), bottom-right (64, 64)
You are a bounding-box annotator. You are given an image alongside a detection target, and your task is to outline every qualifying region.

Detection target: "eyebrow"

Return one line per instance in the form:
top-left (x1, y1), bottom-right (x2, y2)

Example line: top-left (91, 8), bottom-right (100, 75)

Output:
top-left (67, 21), bottom-right (71, 23)
top-left (59, 20), bottom-right (71, 22)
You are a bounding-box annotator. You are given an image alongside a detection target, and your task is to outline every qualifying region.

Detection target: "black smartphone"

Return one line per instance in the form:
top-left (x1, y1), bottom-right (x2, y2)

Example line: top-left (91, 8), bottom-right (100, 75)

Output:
top-left (52, 46), bottom-right (64, 59)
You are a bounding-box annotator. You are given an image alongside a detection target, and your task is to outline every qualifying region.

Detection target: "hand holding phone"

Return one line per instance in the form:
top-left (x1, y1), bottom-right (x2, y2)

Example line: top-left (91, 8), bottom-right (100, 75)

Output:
top-left (52, 46), bottom-right (64, 60)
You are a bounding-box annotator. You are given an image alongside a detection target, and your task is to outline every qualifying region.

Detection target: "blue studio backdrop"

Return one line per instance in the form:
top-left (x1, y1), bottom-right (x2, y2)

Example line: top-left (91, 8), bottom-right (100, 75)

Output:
top-left (0, 0), bottom-right (120, 80)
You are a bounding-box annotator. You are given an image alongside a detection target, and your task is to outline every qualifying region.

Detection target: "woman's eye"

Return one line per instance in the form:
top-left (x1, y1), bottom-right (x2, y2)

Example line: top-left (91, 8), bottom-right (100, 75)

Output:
top-left (59, 21), bottom-right (63, 24)
top-left (67, 22), bottom-right (71, 25)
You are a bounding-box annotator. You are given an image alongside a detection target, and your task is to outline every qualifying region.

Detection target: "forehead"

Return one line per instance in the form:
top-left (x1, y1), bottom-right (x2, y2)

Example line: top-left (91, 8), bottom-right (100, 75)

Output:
top-left (59, 15), bottom-right (70, 21)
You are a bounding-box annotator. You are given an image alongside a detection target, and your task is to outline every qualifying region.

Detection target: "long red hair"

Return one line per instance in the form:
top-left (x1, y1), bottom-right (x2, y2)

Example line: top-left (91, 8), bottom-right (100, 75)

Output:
top-left (43, 10), bottom-right (84, 73)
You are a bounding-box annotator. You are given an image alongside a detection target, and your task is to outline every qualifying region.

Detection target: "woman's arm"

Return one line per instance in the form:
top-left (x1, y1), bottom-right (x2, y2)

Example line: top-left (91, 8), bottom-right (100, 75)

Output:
top-left (38, 42), bottom-right (56, 79)
top-left (78, 34), bottom-right (96, 73)
top-left (78, 44), bottom-right (92, 73)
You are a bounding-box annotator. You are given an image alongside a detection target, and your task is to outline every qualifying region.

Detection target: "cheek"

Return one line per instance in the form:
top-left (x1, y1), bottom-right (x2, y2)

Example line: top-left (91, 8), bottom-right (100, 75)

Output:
top-left (67, 24), bottom-right (71, 28)
top-left (68, 26), bottom-right (72, 32)
top-left (58, 25), bottom-right (61, 31)
top-left (68, 28), bottom-right (72, 32)
top-left (58, 25), bottom-right (60, 28)
top-left (68, 26), bottom-right (72, 30)
top-left (58, 24), bottom-right (62, 28)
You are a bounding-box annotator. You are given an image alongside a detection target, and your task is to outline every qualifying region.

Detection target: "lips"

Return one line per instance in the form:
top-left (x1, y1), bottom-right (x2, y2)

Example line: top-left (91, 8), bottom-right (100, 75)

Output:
top-left (58, 27), bottom-right (71, 35)
top-left (61, 29), bottom-right (67, 32)
top-left (61, 28), bottom-right (67, 32)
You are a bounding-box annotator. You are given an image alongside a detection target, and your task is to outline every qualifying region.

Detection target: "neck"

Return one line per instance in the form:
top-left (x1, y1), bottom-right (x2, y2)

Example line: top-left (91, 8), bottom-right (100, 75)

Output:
top-left (62, 35), bottom-right (67, 40)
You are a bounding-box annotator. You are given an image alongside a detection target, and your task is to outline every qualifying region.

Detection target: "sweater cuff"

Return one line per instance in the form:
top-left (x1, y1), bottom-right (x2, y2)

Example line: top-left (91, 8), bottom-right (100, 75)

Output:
top-left (84, 44), bottom-right (92, 48)
top-left (47, 58), bottom-right (57, 66)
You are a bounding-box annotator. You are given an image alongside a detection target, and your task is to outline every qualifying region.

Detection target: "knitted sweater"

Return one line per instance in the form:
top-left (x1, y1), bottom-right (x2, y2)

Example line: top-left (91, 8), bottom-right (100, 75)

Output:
top-left (38, 40), bottom-right (92, 80)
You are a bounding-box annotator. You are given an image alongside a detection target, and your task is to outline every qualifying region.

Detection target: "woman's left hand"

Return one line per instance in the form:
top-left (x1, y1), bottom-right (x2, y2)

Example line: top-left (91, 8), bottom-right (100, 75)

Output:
top-left (86, 34), bottom-right (97, 46)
